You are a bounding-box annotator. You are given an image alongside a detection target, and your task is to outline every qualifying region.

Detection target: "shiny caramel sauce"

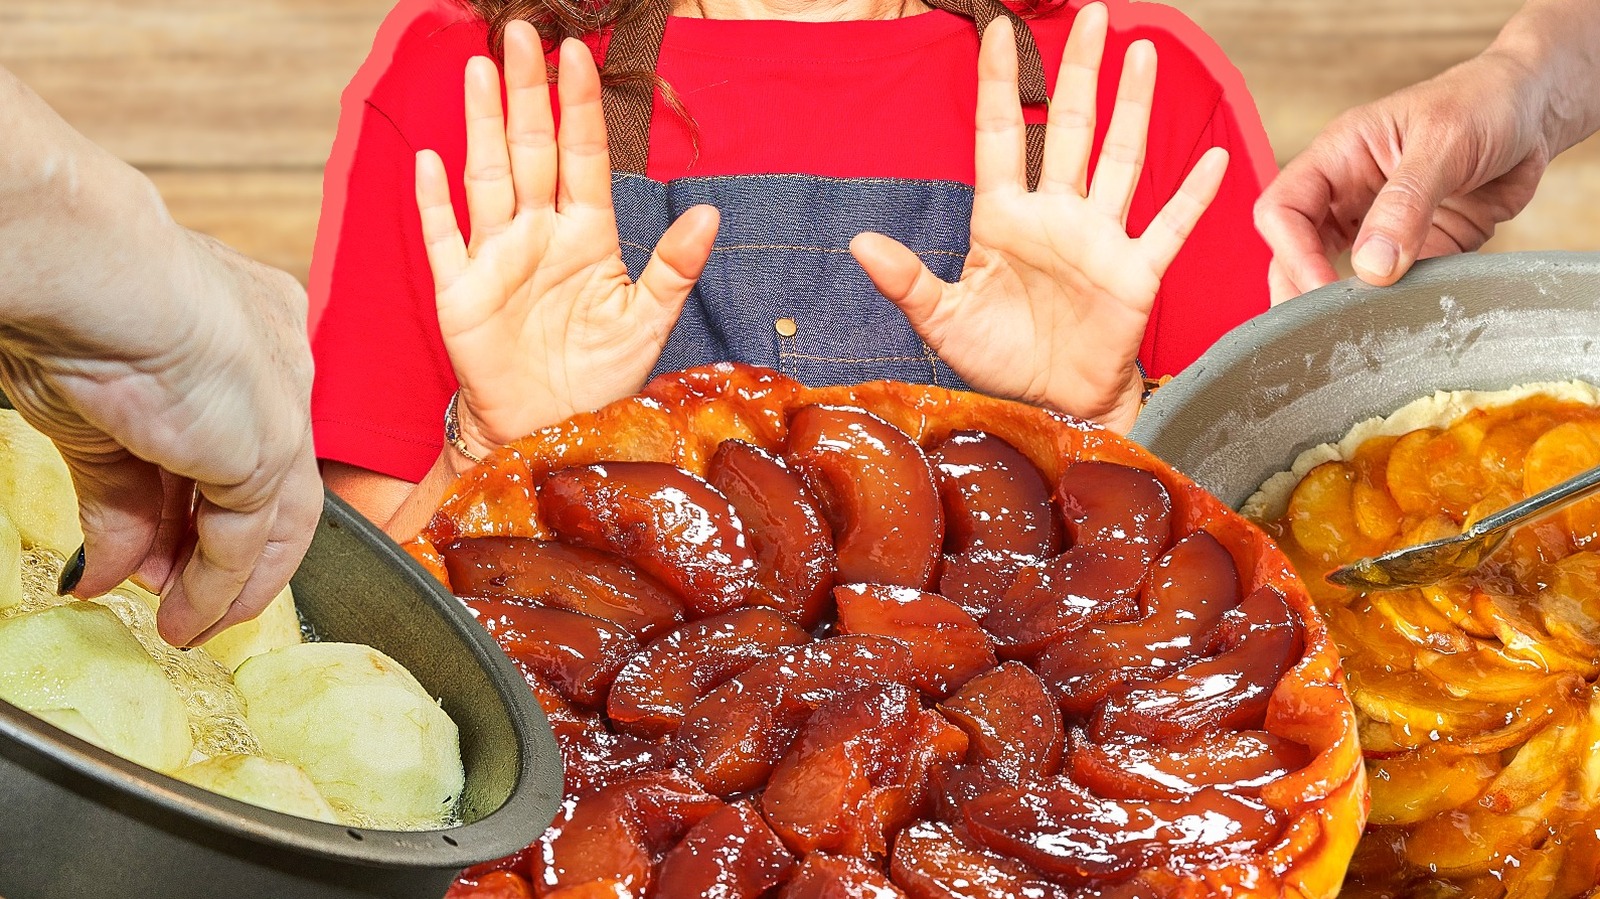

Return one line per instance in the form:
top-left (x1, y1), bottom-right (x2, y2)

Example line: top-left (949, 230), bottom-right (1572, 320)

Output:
top-left (1261, 395), bottom-right (1600, 897)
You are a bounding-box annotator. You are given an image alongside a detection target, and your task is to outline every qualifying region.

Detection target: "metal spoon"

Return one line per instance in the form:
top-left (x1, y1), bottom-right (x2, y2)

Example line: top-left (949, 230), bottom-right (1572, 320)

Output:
top-left (1326, 463), bottom-right (1600, 591)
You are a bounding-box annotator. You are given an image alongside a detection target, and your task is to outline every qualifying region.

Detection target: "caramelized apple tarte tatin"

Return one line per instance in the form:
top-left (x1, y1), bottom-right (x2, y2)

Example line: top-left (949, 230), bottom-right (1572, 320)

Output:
top-left (409, 364), bottom-right (1364, 898)
top-left (1251, 383), bottom-right (1600, 897)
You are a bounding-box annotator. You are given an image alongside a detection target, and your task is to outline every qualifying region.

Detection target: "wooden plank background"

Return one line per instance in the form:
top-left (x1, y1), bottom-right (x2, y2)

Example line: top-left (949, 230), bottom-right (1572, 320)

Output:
top-left (2, 0), bottom-right (1595, 287)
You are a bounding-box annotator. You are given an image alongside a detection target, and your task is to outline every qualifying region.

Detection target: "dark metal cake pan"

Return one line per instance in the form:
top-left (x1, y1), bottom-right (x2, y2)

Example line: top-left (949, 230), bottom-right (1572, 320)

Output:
top-left (0, 487), bottom-right (562, 899)
top-left (1131, 251), bottom-right (1600, 507)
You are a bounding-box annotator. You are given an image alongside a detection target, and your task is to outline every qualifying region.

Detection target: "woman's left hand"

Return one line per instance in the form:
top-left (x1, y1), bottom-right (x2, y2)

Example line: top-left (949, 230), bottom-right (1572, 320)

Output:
top-left (851, 4), bottom-right (1227, 434)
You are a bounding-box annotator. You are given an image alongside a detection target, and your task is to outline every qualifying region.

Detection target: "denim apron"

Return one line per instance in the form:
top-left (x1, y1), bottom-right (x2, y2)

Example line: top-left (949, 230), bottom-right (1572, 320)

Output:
top-left (600, 0), bottom-right (1051, 389)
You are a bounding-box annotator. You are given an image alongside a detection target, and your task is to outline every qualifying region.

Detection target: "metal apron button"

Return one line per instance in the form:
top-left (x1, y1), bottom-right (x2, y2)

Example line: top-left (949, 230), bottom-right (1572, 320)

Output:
top-left (774, 318), bottom-right (797, 337)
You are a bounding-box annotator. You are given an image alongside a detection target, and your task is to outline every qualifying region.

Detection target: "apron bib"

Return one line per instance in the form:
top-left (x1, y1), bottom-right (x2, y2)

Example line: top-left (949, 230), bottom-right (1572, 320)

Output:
top-left (601, 0), bottom-right (1050, 388)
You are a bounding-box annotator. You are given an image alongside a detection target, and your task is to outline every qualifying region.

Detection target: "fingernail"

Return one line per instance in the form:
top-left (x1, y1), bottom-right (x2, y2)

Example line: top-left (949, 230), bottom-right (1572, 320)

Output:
top-left (56, 545), bottom-right (85, 596)
top-left (1353, 236), bottom-right (1399, 281)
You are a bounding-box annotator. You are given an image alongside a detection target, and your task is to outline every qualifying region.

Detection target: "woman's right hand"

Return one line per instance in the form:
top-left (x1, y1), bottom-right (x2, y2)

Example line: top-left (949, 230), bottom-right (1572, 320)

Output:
top-left (415, 23), bottom-right (720, 465)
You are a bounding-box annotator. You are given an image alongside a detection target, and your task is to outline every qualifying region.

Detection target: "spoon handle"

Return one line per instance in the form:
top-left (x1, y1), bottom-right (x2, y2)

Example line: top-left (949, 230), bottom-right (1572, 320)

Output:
top-left (1468, 462), bottom-right (1600, 538)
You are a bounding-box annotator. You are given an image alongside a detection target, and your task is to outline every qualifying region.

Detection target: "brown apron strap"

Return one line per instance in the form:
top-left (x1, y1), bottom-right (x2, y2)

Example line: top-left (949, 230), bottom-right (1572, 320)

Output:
top-left (601, 0), bottom-right (1049, 188)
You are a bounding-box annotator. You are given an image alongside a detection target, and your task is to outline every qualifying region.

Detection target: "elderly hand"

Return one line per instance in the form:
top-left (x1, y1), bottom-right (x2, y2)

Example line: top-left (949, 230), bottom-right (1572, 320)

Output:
top-left (0, 67), bottom-right (321, 647)
top-left (1255, 0), bottom-right (1600, 302)
top-left (851, 6), bottom-right (1227, 435)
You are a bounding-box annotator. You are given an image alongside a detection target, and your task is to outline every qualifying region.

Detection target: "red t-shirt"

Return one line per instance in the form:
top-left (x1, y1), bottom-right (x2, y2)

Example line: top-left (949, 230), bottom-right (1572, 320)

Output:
top-left (309, 0), bottom-right (1276, 482)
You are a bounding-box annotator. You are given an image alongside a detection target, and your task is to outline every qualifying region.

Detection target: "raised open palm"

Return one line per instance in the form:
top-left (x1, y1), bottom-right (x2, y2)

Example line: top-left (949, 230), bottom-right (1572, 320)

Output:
top-left (415, 23), bottom-right (719, 463)
top-left (852, 5), bottom-right (1228, 435)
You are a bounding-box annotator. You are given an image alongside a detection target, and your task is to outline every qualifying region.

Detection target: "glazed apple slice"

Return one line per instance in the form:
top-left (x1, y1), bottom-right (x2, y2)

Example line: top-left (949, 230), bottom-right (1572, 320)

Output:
top-left (467, 599), bottom-right (638, 708)
top-left (1091, 585), bottom-right (1306, 743)
top-left (674, 636), bottom-right (917, 795)
top-left (533, 771), bottom-right (724, 897)
top-left (558, 718), bottom-right (672, 797)
top-left (1065, 728), bottom-right (1309, 802)
top-left (654, 801), bottom-right (795, 899)
top-left (889, 821), bottom-right (1072, 899)
top-left (607, 608), bottom-right (811, 739)
top-left (981, 545), bottom-right (1147, 659)
top-left (1055, 461), bottom-right (1172, 565)
top-left (938, 550), bottom-right (1037, 620)
top-left (785, 405), bottom-right (944, 589)
top-left (780, 853), bottom-right (906, 898)
top-left (443, 537), bottom-right (685, 641)
top-left (538, 462), bottom-right (758, 616)
top-left (446, 871), bottom-right (534, 899)
top-left (707, 440), bottom-right (837, 627)
top-left (763, 684), bottom-right (968, 858)
top-left (1036, 532), bottom-right (1242, 715)
top-left (937, 662), bottom-right (1063, 780)
top-left (962, 778), bottom-right (1283, 880)
top-left (930, 430), bottom-right (1061, 556)
top-left (834, 584), bottom-right (996, 696)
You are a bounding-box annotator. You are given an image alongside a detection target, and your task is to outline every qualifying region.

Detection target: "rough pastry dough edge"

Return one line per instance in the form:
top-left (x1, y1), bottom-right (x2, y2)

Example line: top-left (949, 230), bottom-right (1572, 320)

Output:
top-left (1241, 380), bottom-right (1600, 522)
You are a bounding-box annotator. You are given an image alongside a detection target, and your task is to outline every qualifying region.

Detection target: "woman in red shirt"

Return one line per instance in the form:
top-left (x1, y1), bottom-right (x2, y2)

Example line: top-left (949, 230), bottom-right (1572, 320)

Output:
top-left (310, 0), bottom-right (1274, 531)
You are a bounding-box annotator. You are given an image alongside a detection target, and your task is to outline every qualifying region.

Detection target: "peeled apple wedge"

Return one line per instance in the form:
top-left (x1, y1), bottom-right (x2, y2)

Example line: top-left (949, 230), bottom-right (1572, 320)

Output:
top-left (0, 511), bottom-right (22, 610)
top-left (235, 642), bottom-right (464, 829)
top-left (199, 585), bottom-right (303, 671)
top-left (0, 410), bottom-right (83, 556)
top-left (176, 754), bottom-right (338, 823)
top-left (0, 603), bottom-right (192, 772)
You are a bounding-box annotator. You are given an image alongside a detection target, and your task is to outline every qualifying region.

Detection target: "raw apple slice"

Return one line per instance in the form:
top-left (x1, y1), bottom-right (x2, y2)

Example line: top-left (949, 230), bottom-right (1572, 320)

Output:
top-left (930, 430), bottom-right (1060, 556)
top-left (1054, 461), bottom-right (1172, 565)
top-left (443, 537), bottom-right (685, 641)
top-left (607, 608), bottom-right (810, 738)
top-left (936, 662), bottom-right (1063, 780)
top-left (834, 584), bottom-right (995, 696)
top-left (655, 801), bottom-right (794, 899)
top-left (706, 440), bottom-right (836, 627)
top-left (674, 636), bottom-right (916, 795)
top-left (175, 754), bottom-right (338, 823)
top-left (538, 462), bottom-right (758, 616)
top-left (785, 405), bottom-right (944, 589)
top-left (1091, 585), bottom-right (1303, 743)
top-left (467, 599), bottom-right (638, 708)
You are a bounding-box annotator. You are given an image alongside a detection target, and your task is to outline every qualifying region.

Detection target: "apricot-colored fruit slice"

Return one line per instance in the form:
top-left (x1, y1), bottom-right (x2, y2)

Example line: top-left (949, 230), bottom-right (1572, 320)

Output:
top-left (936, 662), bottom-right (1062, 781)
top-left (468, 599), bottom-right (638, 708)
top-left (785, 405), bottom-right (944, 589)
top-left (1054, 461), bottom-right (1172, 565)
top-left (607, 608), bottom-right (811, 739)
top-left (1525, 420), bottom-right (1600, 547)
top-left (963, 778), bottom-right (1282, 880)
top-left (780, 853), bottom-right (905, 898)
top-left (533, 771), bottom-right (723, 897)
top-left (889, 821), bottom-right (1070, 899)
top-left (930, 430), bottom-right (1060, 556)
top-left (1287, 461), bottom-right (1366, 565)
top-left (982, 545), bottom-right (1147, 659)
top-left (834, 584), bottom-right (996, 696)
top-left (443, 537), bottom-right (685, 641)
top-left (655, 801), bottom-right (795, 899)
top-left (1036, 532), bottom-right (1241, 715)
top-left (1065, 728), bottom-right (1308, 802)
top-left (1091, 585), bottom-right (1304, 743)
top-left (674, 636), bottom-right (917, 795)
top-left (707, 440), bottom-right (837, 627)
top-left (538, 462), bottom-right (758, 616)
top-left (1365, 747), bottom-right (1499, 827)
top-left (937, 551), bottom-right (1036, 620)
